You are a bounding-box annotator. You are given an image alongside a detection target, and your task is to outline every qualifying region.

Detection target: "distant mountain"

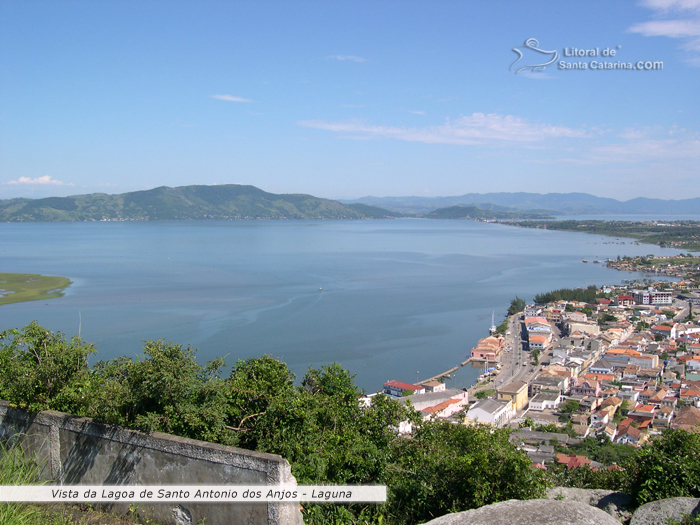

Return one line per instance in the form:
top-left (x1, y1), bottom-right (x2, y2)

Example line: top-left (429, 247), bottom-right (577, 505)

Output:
top-left (424, 205), bottom-right (553, 220)
top-left (341, 192), bottom-right (700, 215)
top-left (0, 185), bottom-right (402, 222)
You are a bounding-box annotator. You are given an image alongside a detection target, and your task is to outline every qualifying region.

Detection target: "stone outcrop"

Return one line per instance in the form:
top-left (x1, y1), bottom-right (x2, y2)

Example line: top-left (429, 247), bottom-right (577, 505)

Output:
top-left (546, 487), bottom-right (632, 522)
top-left (422, 499), bottom-right (621, 525)
top-left (630, 497), bottom-right (700, 525)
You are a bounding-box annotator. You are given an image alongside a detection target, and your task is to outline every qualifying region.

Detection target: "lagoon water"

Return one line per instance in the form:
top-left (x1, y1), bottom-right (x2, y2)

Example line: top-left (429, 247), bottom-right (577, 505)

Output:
top-left (0, 219), bottom-right (682, 391)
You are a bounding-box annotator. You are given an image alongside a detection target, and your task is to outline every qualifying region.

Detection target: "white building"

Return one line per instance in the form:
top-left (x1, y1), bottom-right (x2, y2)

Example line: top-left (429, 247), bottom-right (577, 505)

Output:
top-left (633, 289), bottom-right (673, 306)
top-left (529, 391), bottom-right (561, 411)
top-left (466, 398), bottom-right (514, 427)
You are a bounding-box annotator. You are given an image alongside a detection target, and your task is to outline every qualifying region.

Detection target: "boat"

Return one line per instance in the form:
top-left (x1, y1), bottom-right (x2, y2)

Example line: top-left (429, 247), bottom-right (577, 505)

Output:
top-left (593, 260), bottom-right (601, 263)
top-left (582, 259), bottom-right (588, 263)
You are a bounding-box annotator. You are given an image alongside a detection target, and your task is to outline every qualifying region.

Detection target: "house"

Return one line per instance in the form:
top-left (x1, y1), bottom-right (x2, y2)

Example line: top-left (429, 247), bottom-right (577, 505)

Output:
top-left (653, 406), bottom-right (674, 428)
top-left (613, 294), bottom-right (635, 307)
top-left (672, 405), bottom-right (700, 430)
top-left (591, 410), bottom-right (610, 428)
top-left (420, 380), bottom-right (446, 393)
top-left (651, 324), bottom-right (675, 339)
top-left (466, 398), bottom-right (514, 427)
top-left (421, 397), bottom-right (469, 420)
top-left (496, 380), bottom-right (529, 411)
top-left (630, 354), bottom-right (660, 369)
top-left (583, 372), bottom-right (618, 383)
top-left (627, 404), bottom-right (656, 425)
top-left (598, 422), bottom-right (617, 442)
top-left (571, 378), bottom-right (602, 398)
top-left (530, 373), bottom-right (569, 396)
top-left (648, 389), bottom-right (669, 406)
top-left (571, 424), bottom-right (591, 439)
top-left (383, 380), bottom-right (425, 397)
top-left (616, 425), bottom-right (645, 446)
top-left (556, 453), bottom-right (593, 470)
top-left (600, 396), bottom-right (623, 413)
top-left (617, 387), bottom-right (640, 403)
top-left (633, 290), bottom-right (673, 306)
top-left (590, 358), bottom-right (618, 375)
top-left (529, 391), bottom-right (561, 411)
top-left (402, 389), bottom-right (468, 411)
top-left (680, 388), bottom-right (700, 406)
top-left (601, 387), bottom-right (621, 398)
top-left (470, 335), bottom-right (506, 362)
top-left (528, 334), bottom-right (552, 351)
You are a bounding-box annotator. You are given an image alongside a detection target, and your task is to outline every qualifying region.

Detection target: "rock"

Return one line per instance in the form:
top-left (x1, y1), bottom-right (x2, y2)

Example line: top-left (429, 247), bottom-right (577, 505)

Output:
top-left (422, 499), bottom-right (621, 525)
top-left (546, 486), bottom-right (632, 522)
top-left (630, 497), bottom-right (700, 525)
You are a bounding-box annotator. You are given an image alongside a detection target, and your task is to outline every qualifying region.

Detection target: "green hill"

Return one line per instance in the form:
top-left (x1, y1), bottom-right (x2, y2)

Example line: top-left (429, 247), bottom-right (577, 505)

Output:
top-left (0, 185), bottom-right (401, 222)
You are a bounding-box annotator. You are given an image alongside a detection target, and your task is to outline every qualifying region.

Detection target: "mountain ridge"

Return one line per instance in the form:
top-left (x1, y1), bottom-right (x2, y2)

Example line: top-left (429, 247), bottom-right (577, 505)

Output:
top-left (341, 192), bottom-right (700, 215)
top-left (0, 184), bottom-right (401, 222)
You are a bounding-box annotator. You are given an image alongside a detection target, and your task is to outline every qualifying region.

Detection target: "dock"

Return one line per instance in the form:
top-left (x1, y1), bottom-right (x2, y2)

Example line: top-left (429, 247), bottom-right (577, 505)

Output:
top-left (420, 366), bottom-right (458, 384)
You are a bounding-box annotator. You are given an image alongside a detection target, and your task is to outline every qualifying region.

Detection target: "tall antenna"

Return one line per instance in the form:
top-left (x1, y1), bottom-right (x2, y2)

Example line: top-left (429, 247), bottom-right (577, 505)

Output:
top-left (489, 310), bottom-right (497, 335)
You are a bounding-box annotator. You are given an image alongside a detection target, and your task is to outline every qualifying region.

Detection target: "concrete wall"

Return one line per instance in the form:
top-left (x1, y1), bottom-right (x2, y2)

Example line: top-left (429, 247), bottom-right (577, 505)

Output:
top-left (0, 401), bottom-right (302, 525)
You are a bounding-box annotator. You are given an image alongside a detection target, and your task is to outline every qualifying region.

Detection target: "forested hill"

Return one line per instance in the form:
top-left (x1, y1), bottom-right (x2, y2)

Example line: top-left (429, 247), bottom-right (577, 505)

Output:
top-left (0, 184), bottom-right (401, 222)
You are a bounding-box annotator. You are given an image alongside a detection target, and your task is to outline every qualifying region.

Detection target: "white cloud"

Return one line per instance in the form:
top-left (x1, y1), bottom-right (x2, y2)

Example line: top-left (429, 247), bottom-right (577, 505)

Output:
top-left (407, 110), bottom-right (427, 115)
top-left (640, 0), bottom-right (700, 11)
top-left (630, 1), bottom-right (700, 64)
top-left (628, 19), bottom-right (700, 37)
top-left (5, 176), bottom-right (72, 186)
top-left (590, 127), bottom-right (700, 162)
top-left (326, 55), bottom-right (367, 63)
top-left (210, 94), bottom-right (253, 103)
top-left (299, 113), bottom-right (589, 146)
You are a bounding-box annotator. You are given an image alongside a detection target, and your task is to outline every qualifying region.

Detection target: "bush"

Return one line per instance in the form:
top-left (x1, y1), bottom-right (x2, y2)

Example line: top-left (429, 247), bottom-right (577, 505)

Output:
top-left (628, 429), bottom-right (700, 506)
top-left (387, 421), bottom-right (548, 524)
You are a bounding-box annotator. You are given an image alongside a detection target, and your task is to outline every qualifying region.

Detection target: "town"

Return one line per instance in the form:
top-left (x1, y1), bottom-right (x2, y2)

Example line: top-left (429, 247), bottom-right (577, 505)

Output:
top-left (371, 274), bottom-right (700, 472)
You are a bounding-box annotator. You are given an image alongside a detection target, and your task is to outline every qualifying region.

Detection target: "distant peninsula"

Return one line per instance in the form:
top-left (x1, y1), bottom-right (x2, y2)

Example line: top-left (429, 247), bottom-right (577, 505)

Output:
top-left (503, 219), bottom-right (700, 252)
top-left (423, 205), bottom-right (553, 220)
top-left (0, 273), bottom-right (72, 306)
top-left (0, 185), bottom-right (401, 222)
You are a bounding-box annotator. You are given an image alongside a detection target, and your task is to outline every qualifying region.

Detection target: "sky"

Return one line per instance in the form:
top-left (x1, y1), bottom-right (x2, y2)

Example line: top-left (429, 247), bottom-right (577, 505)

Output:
top-left (1, 0), bottom-right (699, 201)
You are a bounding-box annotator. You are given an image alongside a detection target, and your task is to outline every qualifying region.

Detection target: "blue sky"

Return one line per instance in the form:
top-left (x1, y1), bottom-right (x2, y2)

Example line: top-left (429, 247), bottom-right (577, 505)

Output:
top-left (1, 0), bottom-right (699, 200)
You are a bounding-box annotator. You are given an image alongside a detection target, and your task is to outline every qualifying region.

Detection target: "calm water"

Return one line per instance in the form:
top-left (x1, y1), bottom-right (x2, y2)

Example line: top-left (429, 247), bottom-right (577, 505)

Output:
top-left (0, 219), bottom-right (681, 391)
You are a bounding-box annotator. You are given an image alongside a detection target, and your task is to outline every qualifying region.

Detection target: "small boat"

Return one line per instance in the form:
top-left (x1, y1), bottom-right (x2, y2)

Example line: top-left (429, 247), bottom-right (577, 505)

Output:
top-left (593, 260), bottom-right (601, 263)
top-left (582, 259), bottom-right (588, 263)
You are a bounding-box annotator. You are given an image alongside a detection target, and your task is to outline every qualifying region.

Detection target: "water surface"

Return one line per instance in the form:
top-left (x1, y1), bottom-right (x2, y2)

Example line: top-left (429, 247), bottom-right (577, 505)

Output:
top-left (0, 219), bottom-right (681, 391)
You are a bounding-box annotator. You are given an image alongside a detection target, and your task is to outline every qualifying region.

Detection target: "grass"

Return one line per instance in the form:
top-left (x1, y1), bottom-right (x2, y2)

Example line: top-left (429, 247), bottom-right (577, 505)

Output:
top-left (0, 441), bottom-right (160, 525)
top-left (0, 273), bottom-right (71, 306)
top-left (0, 441), bottom-right (45, 525)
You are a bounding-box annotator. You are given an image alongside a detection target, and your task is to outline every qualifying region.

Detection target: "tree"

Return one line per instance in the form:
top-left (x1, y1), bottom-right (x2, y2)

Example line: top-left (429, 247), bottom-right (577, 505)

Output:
top-left (508, 296), bottom-right (526, 316)
top-left (88, 339), bottom-right (233, 445)
top-left (628, 429), bottom-right (700, 506)
top-left (560, 399), bottom-right (580, 414)
top-left (0, 321), bottom-right (95, 414)
top-left (387, 421), bottom-right (547, 524)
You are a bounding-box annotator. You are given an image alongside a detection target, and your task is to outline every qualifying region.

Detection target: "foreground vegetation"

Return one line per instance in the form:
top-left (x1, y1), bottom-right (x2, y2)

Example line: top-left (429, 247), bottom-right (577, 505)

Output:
top-left (2, 323), bottom-right (699, 523)
top-left (0, 322), bottom-right (546, 524)
top-left (0, 273), bottom-right (71, 306)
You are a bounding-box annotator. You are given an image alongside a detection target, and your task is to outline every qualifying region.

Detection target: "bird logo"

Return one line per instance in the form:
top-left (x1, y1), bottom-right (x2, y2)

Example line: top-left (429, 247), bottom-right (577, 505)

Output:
top-left (510, 38), bottom-right (558, 74)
